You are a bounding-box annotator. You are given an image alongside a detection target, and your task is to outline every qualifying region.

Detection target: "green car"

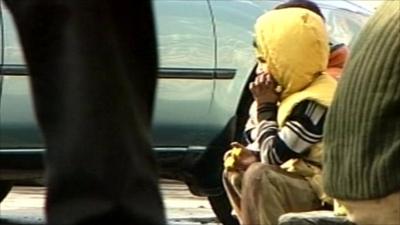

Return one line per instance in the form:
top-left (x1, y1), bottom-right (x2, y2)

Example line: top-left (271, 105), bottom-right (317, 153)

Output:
top-left (0, 0), bottom-right (370, 224)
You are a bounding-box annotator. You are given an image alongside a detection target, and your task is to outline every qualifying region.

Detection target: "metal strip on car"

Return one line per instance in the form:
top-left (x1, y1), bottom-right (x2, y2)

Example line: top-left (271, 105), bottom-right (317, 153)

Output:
top-left (0, 65), bottom-right (236, 80)
top-left (159, 68), bottom-right (235, 80)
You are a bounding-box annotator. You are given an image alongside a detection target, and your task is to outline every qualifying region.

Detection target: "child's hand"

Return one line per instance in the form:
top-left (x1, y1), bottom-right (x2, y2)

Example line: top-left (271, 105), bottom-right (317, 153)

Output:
top-left (249, 73), bottom-right (280, 105)
top-left (224, 142), bottom-right (259, 171)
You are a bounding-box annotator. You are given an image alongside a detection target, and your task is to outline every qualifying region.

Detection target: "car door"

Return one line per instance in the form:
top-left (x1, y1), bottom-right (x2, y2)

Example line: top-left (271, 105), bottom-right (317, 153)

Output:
top-left (207, 0), bottom-right (278, 132)
top-left (0, 1), bottom-right (216, 149)
top-left (152, 0), bottom-right (215, 148)
top-left (0, 5), bottom-right (43, 149)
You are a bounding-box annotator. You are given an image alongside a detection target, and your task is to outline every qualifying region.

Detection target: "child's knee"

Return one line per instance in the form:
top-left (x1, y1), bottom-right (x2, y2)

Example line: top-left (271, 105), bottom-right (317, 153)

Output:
top-left (243, 163), bottom-right (276, 187)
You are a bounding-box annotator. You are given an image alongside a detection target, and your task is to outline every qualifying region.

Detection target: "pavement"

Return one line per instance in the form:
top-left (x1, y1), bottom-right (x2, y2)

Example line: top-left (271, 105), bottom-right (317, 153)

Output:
top-left (0, 179), bottom-right (220, 225)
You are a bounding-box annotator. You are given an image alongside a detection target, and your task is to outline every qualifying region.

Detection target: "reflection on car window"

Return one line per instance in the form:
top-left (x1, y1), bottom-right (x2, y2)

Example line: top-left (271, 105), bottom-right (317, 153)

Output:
top-left (154, 1), bottom-right (214, 69)
top-left (323, 8), bottom-right (369, 46)
top-left (212, 1), bottom-right (275, 69)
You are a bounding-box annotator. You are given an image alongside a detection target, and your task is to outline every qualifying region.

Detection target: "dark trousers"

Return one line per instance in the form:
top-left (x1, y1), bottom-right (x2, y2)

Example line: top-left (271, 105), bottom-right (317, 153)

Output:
top-left (3, 1), bottom-right (165, 224)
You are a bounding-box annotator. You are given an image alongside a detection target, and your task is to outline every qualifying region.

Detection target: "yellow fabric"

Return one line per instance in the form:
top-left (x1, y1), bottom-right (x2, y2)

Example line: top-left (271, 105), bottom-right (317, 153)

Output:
top-left (277, 74), bottom-right (337, 204)
top-left (277, 73), bottom-right (337, 126)
top-left (280, 143), bottom-right (334, 205)
top-left (277, 74), bottom-right (336, 205)
top-left (333, 200), bottom-right (348, 216)
top-left (224, 147), bottom-right (243, 171)
top-left (254, 8), bottom-right (330, 100)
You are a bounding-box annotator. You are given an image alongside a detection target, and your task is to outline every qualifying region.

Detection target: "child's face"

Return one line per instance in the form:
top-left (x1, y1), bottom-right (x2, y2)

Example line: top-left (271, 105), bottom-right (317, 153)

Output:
top-left (253, 39), bottom-right (268, 76)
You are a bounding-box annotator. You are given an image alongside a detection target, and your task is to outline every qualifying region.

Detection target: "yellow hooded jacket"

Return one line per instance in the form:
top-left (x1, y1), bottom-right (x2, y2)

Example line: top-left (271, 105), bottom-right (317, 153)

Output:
top-left (254, 8), bottom-right (337, 203)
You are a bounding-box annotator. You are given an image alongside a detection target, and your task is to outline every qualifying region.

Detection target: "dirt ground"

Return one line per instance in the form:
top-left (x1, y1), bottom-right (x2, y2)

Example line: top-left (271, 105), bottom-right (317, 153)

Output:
top-left (0, 179), bottom-right (220, 225)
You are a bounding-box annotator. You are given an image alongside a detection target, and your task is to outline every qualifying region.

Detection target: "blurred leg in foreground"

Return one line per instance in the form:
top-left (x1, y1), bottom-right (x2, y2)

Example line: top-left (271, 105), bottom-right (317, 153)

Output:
top-left (3, 1), bottom-right (165, 225)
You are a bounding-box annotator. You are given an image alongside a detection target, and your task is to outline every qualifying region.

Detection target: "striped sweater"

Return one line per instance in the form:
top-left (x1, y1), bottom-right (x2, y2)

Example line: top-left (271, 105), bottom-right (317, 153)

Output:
top-left (244, 100), bottom-right (326, 165)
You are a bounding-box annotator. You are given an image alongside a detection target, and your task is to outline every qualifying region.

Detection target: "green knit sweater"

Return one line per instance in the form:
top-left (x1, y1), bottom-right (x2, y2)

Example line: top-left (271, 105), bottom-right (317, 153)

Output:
top-left (323, 1), bottom-right (400, 200)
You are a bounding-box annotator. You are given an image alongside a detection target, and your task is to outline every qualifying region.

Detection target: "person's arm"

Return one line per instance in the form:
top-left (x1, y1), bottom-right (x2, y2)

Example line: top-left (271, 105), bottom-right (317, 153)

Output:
top-left (243, 102), bottom-right (259, 144)
top-left (248, 73), bottom-right (326, 165)
top-left (255, 100), bottom-right (327, 165)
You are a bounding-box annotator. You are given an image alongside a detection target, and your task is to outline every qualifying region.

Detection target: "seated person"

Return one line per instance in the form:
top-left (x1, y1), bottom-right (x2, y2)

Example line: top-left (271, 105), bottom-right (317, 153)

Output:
top-left (223, 6), bottom-right (337, 225)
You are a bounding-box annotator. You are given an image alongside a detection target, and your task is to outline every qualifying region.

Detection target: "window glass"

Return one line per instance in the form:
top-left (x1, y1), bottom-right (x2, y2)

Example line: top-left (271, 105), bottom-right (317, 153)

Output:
top-left (323, 8), bottom-right (370, 45)
top-left (2, 6), bottom-right (26, 65)
top-left (154, 0), bottom-right (214, 68)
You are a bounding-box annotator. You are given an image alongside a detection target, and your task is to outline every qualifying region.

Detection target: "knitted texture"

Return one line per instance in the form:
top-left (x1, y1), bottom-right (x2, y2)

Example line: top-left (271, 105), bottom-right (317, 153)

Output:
top-left (323, 1), bottom-right (400, 200)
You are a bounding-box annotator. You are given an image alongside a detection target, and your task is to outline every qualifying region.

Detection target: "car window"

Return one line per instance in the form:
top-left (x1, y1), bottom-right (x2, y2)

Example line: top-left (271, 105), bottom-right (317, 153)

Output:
top-left (154, 0), bottom-right (214, 69)
top-left (211, 1), bottom-right (277, 69)
top-left (322, 8), bottom-right (370, 46)
top-left (2, 1), bottom-right (216, 70)
top-left (1, 3), bottom-right (370, 67)
top-left (2, 6), bottom-right (26, 65)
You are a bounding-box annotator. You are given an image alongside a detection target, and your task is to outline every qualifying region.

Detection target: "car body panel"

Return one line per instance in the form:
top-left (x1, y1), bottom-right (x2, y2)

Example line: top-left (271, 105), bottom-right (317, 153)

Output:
top-left (0, 8), bottom-right (42, 148)
top-left (152, 0), bottom-right (215, 147)
top-left (0, 76), bottom-right (42, 148)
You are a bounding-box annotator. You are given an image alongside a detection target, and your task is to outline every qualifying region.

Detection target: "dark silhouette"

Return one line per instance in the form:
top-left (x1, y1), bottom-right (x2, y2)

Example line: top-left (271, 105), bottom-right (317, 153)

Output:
top-left (2, 1), bottom-right (166, 225)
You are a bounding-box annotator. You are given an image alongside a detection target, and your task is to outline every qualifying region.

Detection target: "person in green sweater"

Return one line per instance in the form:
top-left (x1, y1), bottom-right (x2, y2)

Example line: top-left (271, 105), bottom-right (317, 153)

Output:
top-left (323, 1), bottom-right (400, 225)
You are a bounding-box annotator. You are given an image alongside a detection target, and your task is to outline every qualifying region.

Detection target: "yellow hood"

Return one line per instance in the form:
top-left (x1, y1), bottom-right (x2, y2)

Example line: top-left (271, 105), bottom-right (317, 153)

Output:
top-left (254, 8), bottom-right (330, 99)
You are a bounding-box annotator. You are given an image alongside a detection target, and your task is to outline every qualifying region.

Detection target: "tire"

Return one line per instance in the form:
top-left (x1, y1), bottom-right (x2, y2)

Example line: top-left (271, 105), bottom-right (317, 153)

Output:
top-left (208, 191), bottom-right (240, 225)
top-left (0, 181), bottom-right (13, 203)
top-left (208, 95), bottom-right (251, 225)
top-left (209, 73), bottom-right (255, 225)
